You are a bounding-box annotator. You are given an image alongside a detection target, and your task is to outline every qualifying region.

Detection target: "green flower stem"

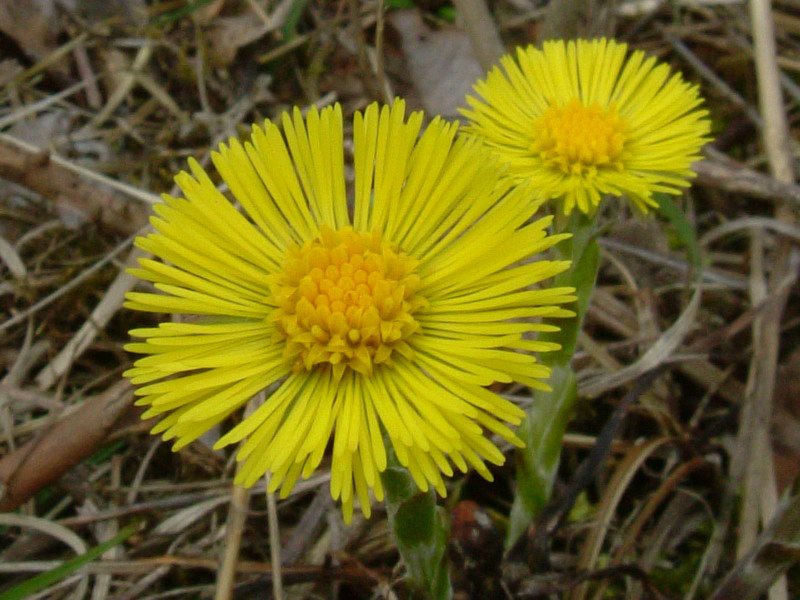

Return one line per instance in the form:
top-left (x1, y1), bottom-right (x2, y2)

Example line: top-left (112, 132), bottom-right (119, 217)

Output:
top-left (382, 449), bottom-right (452, 600)
top-left (507, 211), bottom-right (600, 549)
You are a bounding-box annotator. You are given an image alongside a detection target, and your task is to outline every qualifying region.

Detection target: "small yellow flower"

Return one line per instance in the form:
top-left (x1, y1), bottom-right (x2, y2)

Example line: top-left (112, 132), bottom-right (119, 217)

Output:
top-left (124, 101), bottom-right (575, 522)
top-left (462, 38), bottom-right (711, 215)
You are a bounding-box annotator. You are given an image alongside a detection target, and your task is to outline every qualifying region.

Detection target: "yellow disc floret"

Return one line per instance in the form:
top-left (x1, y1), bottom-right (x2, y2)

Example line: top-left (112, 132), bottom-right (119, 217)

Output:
top-left (270, 225), bottom-right (424, 379)
top-left (531, 98), bottom-right (627, 176)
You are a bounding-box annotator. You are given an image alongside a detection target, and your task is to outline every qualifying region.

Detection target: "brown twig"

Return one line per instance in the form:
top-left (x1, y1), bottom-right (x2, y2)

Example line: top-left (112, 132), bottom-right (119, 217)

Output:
top-left (710, 488), bottom-right (800, 600)
top-left (695, 148), bottom-right (800, 206)
top-left (527, 367), bottom-right (667, 571)
top-left (0, 138), bottom-right (148, 235)
top-left (452, 0), bottom-right (505, 71)
top-left (214, 485), bottom-right (251, 600)
top-left (736, 0), bottom-right (800, 569)
top-left (0, 380), bottom-right (136, 512)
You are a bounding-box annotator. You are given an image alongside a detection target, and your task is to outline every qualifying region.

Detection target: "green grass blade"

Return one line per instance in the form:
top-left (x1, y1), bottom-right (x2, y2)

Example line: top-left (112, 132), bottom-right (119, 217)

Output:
top-left (152, 0), bottom-right (216, 26)
top-left (656, 193), bottom-right (702, 270)
top-left (0, 523), bottom-right (138, 600)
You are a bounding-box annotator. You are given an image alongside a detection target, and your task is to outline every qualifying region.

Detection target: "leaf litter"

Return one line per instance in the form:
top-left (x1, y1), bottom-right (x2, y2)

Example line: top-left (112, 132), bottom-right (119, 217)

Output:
top-left (0, 0), bottom-right (799, 598)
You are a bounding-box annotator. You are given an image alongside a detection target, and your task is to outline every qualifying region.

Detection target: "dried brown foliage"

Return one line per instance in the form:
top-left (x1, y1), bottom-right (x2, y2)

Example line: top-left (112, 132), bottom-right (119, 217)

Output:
top-left (1, 0), bottom-right (798, 598)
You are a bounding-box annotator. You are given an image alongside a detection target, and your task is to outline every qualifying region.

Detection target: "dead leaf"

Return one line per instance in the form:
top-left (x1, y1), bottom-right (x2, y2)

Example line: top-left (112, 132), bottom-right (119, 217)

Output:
top-left (153, 496), bottom-right (230, 535)
top-left (609, 217), bottom-right (674, 287)
top-left (56, 0), bottom-right (147, 27)
top-left (0, 0), bottom-right (60, 61)
top-left (772, 346), bottom-right (800, 493)
top-left (206, 12), bottom-right (270, 67)
top-left (0, 134), bottom-right (146, 233)
top-left (389, 10), bottom-right (483, 120)
top-left (194, 0), bottom-right (226, 25)
top-left (0, 59), bottom-right (21, 87)
top-left (7, 110), bottom-right (75, 151)
top-left (0, 381), bottom-right (135, 513)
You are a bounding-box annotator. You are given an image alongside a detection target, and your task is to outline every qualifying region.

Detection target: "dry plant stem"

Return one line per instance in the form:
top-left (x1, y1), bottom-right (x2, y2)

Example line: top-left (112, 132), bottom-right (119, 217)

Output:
top-left (215, 395), bottom-right (262, 600)
top-left (735, 1), bottom-right (799, 586)
top-left (710, 490), bottom-right (800, 600)
top-left (570, 436), bottom-right (674, 600)
top-left (281, 489), bottom-right (330, 565)
top-left (245, 0), bottom-right (272, 27)
top-left (373, 0), bottom-right (390, 104)
top-left (0, 78), bottom-right (99, 130)
top-left (0, 381), bottom-right (135, 512)
top-left (266, 473), bottom-right (285, 600)
top-left (0, 233), bottom-right (136, 335)
top-left (214, 485), bottom-right (251, 600)
top-left (0, 138), bottom-right (150, 234)
top-left (35, 246), bottom-right (145, 389)
top-left (0, 513), bottom-right (91, 600)
top-left (12, 31), bottom-right (89, 84)
top-left (751, 3), bottom-right (795, 183)
top-left (1, 327), bottom-right (45, 451)
top-left (0, 232), bottom-right (25, 279)
top-left (84, 43), bottom-right (153, 131)
top-left (667, 34), bottom-right (763, 127)
top-left (52, 475), bottom-right (329, 529)
top-left (92, 458), bottom-right (123, 600)
top-left (598, 237), bottom-right (744, 289)
top-left (2, 557), bottom-right (383, 586)
top-left (73, 41), bottom-right (103, 109)
top-left (452, 0), bottom-right (504, 71)
top-left (590, 457), bottom-right (711, 600)
top-left (530, 368), bottom-right (665, 574)
top-left (126, 438), bottom-right (161, 505)
top-left (538, 0), bottom-right (597, 40)
top-left (579, 287), bottom-right (701, 398)
top-left (193, 22), bottom-right (211, 114)
top-left (0, 132), bottom-right (160, 206)
top-left (701, 216), bottom-right (800, 247)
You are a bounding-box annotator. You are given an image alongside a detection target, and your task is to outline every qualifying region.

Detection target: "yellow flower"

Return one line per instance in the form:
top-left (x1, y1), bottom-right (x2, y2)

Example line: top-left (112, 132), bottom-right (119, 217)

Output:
top-left (462, 38), bottom-right (711, 215)
top-left (124, 101), bottom-right (576, 522)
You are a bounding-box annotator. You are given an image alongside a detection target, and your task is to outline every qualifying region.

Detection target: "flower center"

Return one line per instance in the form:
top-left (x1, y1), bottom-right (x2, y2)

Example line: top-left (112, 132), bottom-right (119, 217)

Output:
top-left (270, 226), bottom-right (424, 378)
top-left (531, 99), bottom-right (627, 175)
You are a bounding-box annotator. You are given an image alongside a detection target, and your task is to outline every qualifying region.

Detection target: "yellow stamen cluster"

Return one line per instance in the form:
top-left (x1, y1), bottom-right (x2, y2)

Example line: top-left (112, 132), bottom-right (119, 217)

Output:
top-left (270, 226), bottom-right (424, 379)
top-left (532, 98), bottom-right (627, 176)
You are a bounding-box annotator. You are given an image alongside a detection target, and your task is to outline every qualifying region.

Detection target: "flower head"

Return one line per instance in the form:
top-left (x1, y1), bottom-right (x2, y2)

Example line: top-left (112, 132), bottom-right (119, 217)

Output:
top-left (462, 38), bottom-right (711, 215)
top-left (124, 101), bottom-right (575, 522)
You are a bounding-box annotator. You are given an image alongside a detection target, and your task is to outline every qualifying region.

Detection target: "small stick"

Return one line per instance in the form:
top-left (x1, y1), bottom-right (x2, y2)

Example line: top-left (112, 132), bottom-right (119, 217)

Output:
top-left (73, 41), bottom-right (103, 109)
top-left (215, 396), bottom-right (262, 600)
top-left (0, 133), bottom-right (160, 206)
top-left (36, 247), bottom-right (144, 389)
top-left (667, 34), bottom-right (763, 127)
top-left (695, 148), bottom-right (800, 206)
top-left (214, 485), bottom-right (252, 600)
top-left (0, 78), bottom-right (98, 130)
top-left (374, 0), bottom-right (390, 104)
top-left (83, 43), bottom-right (153, 131)
top-left (266, 473), bottom-right (285, 600)
top-left (0, 233), bottom-right (137, 335)
top-left (735, 5), bottom-right (799, 600)
top-left (452, 0), bottom-right (505, 71)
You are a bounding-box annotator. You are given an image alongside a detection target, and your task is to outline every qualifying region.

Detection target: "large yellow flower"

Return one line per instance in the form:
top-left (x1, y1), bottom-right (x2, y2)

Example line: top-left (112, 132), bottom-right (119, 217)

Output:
top-left (124, 101), bottom-right (575, 521)
top-left (462, 38), bottom-right (711, 215)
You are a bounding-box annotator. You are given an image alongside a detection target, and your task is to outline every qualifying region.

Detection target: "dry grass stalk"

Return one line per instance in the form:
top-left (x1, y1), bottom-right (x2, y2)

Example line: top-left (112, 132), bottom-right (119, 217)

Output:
top-left (735, 7), bottom-right (799, 600)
